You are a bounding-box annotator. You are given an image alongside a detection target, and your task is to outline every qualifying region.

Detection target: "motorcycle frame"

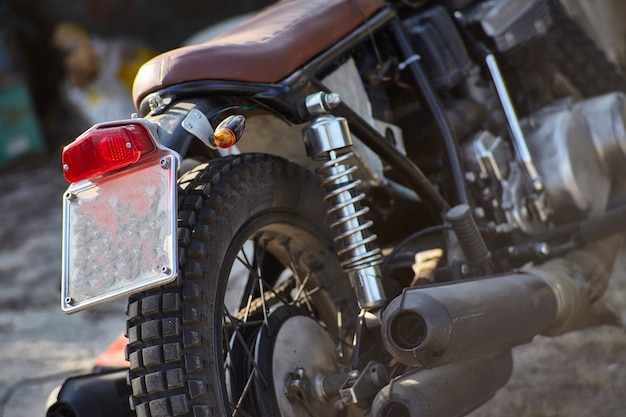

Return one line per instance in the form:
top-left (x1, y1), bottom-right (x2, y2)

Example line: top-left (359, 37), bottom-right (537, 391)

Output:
top-left (137, 6), bottom-right (458, 219)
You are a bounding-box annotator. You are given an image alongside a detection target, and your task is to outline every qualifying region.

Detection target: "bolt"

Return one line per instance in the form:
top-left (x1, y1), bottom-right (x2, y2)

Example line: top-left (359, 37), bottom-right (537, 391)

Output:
top-left (160, 265), bottom-right (172, 275)
top-left (535, 20), bottom-right (546, 33)
top-left (65, 192), bottom-right (77, 201)
top-left (335, 395), bottom-right (352, 411)
top-left (148, 94), bottom-right (164, 112)
top-left (63, 164), bottom-right (70, 171)
top-left (284, 368), bottom-right (310, 401)
top-left (323, 93), bottom-right (342, 109)
top-left (160, 158), bottom-right (171, 170)
top-left (65, 297), bottom-right (74, 306)
top-left (505, 32), bottom-right (516, 46)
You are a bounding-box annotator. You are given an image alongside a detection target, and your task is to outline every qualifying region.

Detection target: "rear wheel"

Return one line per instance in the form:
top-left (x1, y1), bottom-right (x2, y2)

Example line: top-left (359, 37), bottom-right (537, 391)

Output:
top-left (126, 154), bottom-right (358, 417)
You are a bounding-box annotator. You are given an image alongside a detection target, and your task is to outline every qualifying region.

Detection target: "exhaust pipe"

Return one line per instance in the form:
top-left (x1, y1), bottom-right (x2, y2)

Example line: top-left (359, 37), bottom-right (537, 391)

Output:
top-left (371, 350), bottom-right (513, 417)
top-left (381, 236), bottom-right (622, 368)
top-left (381, 272), bottom-right (557, 368)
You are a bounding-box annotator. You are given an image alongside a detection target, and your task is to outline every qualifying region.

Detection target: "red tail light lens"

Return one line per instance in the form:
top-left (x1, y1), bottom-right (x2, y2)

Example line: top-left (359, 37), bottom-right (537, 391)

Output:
top-left (62, 123), bottom-right (156, 182)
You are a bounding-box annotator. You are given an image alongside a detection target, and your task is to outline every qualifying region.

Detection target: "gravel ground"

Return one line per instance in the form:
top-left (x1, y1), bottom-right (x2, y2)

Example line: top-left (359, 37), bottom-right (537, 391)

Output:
top-left (0, 153), bottom-right (625, 417)
top-left (0, 155), bottom-right (126, 417)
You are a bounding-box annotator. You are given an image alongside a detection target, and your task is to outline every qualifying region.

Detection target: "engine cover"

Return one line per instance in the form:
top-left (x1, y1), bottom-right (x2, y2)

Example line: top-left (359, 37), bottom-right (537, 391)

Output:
top-left (466, 93), bottom-right (626, 231)
top-left (522, 95), bottom-right (621, 223)
top-left (575, 92), bottom-right (626, 177)
top-left (523, 100), bottom-right (607, 222)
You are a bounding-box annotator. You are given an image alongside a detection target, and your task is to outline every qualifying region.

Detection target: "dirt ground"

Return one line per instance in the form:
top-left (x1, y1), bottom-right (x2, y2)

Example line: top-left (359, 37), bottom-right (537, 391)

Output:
top-left (0, 154), bottom-right (625, 417)
top-left (0, 155), bottom-right (126, 417)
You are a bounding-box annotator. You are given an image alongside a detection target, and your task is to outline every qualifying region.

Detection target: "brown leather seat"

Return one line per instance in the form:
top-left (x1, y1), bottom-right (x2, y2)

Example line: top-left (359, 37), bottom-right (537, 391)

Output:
top-left (132, 0), bottom-right (385, 109)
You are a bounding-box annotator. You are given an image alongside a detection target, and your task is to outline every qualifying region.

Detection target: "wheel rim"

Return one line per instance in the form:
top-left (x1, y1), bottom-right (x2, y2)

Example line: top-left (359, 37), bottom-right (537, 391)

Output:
top-left (217, 214), bottom-right (348, 417)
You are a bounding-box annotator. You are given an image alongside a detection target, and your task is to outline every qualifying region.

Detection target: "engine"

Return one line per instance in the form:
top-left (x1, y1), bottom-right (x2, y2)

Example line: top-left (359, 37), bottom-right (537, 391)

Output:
top-left (390, 0), bottom-right (626, 239)
top-left (456, 0), bottom-right (626, 235)
top-left (465, 92), bottom-right (626, 234)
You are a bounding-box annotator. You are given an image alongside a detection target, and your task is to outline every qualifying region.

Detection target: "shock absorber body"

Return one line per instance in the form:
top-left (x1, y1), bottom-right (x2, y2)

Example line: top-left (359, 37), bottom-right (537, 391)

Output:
top-left (302, 92), bottom-right (386, 310)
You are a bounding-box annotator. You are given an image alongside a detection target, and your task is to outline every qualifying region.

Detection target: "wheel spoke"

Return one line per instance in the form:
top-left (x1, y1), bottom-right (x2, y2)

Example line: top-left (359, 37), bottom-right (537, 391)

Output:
top-left (229, 399), bottom-right (256, 417)
top-left (222, 317), bottom-right (265, 330)
top-left (231, 368), bottom-right (256, 417)
top-left (292, 272), bottom-right (318, 313)
top-left (284, 245), bottom-right (319, 312)
top-left (237, 247), bottom-right (260, 314)
top-left (257, 278), bottom-right (270, 329)
top-left (223, 308), bottom-right (269, 388)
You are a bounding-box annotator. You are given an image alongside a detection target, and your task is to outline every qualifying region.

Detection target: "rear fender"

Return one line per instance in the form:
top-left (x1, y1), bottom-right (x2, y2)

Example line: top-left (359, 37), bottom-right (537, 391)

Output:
top-left (144, 98), bottom-right (226, 160)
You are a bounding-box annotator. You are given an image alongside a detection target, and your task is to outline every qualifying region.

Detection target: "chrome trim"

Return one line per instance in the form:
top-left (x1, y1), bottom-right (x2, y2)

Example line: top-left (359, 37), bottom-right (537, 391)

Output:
top-left (486, 53), bottom-right (543, 192)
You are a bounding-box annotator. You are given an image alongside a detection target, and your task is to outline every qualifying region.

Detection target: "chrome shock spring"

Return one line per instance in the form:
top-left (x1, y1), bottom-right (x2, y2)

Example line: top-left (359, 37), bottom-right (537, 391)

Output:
top-left (318, 151), bottom-right (382, 272)
top-left (302, 93), bottom-right (386, 310)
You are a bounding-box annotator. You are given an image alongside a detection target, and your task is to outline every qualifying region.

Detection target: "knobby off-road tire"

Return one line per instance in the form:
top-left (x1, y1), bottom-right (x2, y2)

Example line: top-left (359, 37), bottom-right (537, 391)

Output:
top-left (126, 154), bottom-right (357, 417)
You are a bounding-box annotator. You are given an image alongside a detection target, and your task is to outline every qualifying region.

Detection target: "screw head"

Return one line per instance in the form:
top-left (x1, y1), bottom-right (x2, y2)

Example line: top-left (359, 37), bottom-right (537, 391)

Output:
top-left (160, 158), bottom-right (171, 170)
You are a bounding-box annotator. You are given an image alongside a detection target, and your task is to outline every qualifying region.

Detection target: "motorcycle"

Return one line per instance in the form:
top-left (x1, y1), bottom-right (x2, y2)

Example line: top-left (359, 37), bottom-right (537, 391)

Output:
top-left (47, 0), bottom-right (626, 416)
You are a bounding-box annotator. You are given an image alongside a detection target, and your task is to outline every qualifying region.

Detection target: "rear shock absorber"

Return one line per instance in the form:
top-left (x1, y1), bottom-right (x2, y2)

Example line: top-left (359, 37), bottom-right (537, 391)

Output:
top-left (319, 151), bottom-right (382, 271)
top-left (302, 92), bottom-right (386, 311)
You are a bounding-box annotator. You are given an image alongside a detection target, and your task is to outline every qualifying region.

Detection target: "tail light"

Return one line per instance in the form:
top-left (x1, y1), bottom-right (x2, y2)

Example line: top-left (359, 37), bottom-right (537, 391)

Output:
top-left (62, 122), bottom-right (156, 183)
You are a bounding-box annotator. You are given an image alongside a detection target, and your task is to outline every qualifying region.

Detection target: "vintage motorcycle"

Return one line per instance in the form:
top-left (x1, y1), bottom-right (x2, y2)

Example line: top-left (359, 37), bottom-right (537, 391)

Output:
top-left (47, 0), bottom-right (626, 416)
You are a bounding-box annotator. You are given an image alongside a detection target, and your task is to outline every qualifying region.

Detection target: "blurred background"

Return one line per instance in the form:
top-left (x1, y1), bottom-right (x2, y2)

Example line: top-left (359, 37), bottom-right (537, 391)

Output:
top-left (0, 0), bottom-right (275, 165)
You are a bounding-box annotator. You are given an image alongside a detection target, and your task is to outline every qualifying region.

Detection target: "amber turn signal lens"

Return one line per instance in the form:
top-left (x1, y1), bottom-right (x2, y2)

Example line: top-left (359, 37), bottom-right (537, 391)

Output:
top-left (209, 114), bottom-right (245, 149)
top-left (213, 128), bottom-right (237, 148)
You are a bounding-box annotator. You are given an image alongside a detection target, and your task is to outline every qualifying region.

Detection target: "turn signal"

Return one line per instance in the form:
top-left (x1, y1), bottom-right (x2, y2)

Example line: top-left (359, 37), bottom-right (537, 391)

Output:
top-left (62, 123), bottom-right (156, 183)
top-left (213, 128), bottom-right (237, 148)
top-left (210, 115), bottom-right (245, 149)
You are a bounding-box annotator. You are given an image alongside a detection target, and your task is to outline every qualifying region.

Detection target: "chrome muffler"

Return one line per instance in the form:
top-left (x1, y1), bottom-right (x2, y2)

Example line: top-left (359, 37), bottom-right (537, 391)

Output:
top-left (381, 236), bottom-right (622, 368)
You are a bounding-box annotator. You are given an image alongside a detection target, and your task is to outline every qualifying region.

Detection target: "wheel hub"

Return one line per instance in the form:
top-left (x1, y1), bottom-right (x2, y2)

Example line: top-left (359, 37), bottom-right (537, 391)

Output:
top-left (254, 307), bottom-right (344, 417)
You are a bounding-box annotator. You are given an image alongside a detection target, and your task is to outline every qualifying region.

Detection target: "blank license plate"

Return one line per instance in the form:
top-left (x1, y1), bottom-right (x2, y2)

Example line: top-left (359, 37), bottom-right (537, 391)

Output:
top-left (61, 153), bottom-right (178, 313)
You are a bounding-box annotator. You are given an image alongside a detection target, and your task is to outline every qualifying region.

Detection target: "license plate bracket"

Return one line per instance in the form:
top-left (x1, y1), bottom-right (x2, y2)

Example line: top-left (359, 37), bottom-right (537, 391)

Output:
top-left (61, 152), bottom-right (178, 313)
